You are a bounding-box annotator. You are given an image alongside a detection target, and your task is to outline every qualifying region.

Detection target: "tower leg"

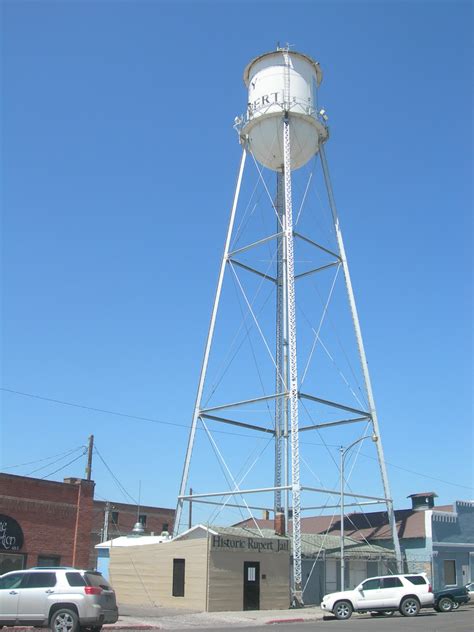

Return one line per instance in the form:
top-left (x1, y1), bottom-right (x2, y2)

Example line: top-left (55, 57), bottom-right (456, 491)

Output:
top-left (174, 149), bottom-right (247, 534)
top-left (319, 145), bottom-right (403, 572)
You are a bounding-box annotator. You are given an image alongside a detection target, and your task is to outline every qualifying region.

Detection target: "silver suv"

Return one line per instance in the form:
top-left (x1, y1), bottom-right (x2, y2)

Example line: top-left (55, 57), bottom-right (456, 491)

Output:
top-left (0, 567), bottom-right (118, 632)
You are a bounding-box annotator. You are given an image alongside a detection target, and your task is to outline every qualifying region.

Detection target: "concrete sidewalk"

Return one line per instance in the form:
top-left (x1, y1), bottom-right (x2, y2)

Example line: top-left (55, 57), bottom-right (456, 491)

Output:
top-left (105, 604), bottom-right (324, 629)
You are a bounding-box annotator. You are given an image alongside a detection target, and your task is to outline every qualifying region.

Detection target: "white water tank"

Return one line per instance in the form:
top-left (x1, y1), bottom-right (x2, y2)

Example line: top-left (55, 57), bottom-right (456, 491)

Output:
top-left (241, 50), bottom-right (328, 171)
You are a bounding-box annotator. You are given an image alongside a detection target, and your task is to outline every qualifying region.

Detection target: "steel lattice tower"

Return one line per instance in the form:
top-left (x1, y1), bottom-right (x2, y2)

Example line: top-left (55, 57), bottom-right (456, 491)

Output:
top-left (175, 47), bottom-right (403, 606)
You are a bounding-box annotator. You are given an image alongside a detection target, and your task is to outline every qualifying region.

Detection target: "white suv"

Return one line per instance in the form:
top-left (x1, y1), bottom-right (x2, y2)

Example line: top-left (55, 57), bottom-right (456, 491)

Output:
top-left (320, 573), bottom-right (434, 620)
top-left (0, 567), bottom-right (118, 632)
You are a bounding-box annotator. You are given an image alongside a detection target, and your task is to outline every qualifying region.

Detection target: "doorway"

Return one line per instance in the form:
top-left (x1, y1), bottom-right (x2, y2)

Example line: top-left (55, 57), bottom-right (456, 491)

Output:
top-left (243, 561), bottom-right (260, 610)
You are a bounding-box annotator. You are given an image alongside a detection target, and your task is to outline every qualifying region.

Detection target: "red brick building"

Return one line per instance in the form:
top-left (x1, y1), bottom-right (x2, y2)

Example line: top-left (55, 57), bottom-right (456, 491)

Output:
top-left (0, 473), bottom-right (175, 574)
top-left (91, 500), bottom-right (174, 548)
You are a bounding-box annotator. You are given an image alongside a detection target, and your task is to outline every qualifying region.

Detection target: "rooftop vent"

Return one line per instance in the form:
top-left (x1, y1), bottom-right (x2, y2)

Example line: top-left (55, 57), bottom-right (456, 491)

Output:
top-left (408, 492), bottom-right (437, 511)
top-left (131, 521), bottom-right (145, 535)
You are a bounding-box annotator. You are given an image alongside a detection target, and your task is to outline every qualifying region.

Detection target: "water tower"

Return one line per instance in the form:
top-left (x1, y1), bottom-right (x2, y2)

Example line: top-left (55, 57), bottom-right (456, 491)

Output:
top-left (175, 47), bottom-right (402, 605)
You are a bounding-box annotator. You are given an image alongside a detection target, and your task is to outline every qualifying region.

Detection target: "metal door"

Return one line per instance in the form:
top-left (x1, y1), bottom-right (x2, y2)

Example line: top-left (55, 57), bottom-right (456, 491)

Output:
top-left (243, 562), bottom-right (260, 611)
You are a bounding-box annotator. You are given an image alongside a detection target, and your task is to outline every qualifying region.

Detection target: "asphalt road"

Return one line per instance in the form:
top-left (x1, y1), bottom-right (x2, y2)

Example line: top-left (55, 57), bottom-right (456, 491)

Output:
top-left (154, 609), bottom-right (473, 631)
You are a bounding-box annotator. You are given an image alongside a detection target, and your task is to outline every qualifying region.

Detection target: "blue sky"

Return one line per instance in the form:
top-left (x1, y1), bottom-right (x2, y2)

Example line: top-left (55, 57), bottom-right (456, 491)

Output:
top-left (1, 0), bottom-right (472, 525)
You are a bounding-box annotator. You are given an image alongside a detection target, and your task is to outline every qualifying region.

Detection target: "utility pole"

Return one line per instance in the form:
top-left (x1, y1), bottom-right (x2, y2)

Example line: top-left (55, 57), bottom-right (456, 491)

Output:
top-left (85, 434), bottom-right (94, 480)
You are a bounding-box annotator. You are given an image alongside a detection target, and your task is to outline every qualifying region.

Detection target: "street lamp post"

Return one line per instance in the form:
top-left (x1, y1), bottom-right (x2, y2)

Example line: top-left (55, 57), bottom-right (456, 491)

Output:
top-left (340, 434), bottom-right (378, 591)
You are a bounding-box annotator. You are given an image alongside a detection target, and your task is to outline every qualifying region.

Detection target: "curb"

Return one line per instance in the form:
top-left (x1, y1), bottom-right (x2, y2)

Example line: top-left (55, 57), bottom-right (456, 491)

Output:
top-left (266, 618), bottom-right (306, 624)
top-left (11, 629), bottom-right (161, 632)
top-left (105, 627), bottom-right (161, 630)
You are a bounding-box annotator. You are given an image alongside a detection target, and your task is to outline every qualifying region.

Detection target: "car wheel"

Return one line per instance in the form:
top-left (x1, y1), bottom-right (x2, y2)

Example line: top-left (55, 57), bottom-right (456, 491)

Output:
top-left (399, 596), bottom-right (420, 617)
top-left (50, 608), bottom-right (79, 632)
top-left (333, 600), bottom-right (353, 620)
top-left (438, 597), bottom-right (454, 612)
top-left (452, 601), bottom-right (460, 610)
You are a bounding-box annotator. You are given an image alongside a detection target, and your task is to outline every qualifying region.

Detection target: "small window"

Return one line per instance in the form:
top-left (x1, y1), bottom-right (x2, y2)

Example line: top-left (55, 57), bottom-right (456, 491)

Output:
top-left (0, 573), bottom-right (24, 589)
top-left (162, 523), bottom-right (169, 532)
top-left (172, 559), bottom-right (185, 597)
top-left (37, 555), bottom-right (61, 567)
top-left (111, 511), bottom-right (119, 524)
top-left (361, 578), bottom-right (381, 591)
top-left (24, 572), bottom-right (57, 588)
top-left (138, 514), bottom-right (147, 526)
top-left (383, 577), bottom-right (403, 588)
top-left (406, 575), bottom-right (427, 585)
top-left (444, 560), bottom-right (456, 586)
top-left (66, 572), bottom-right (86, 587)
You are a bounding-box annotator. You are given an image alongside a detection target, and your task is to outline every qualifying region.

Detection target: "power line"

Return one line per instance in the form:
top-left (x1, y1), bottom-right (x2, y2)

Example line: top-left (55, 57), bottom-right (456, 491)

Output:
top-left (0, 386), bottom-right (334, 445)
top-left (40, 450), bottom-right (88, 480)
top-left (358, 451), bottom-right (474, 492)
top-left (2, 445), bottom-right (86, 470)
top-left (27, 446), bottom-right (87, 476)
top-left (1, 387), bottom-right (189, 430)
top-left (2, 387), bottom-right (472, 493)
top-left (93, 445), bottom-right (137, 505)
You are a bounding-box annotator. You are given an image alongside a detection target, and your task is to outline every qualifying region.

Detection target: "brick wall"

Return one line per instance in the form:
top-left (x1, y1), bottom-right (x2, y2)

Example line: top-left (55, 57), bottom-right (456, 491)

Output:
top-left (92, 501), bottom-right (175, 542)
top-left (0, 473), bottom-right (94, 569)
top-left (0, 473), bottom-right (176, 570)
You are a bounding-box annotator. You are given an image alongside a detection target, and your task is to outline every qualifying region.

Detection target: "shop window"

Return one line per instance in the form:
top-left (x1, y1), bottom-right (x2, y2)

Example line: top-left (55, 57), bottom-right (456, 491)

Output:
top-left (37, 555), bottom-right (61, 567)
top-left (444, 560), bottom-right (456, 585)
top-left (0, 553), bottom-right (25, 574)
top-left (172, 559), bottom-right (185, 597)
top-left (138, 514), bottom-right (147, 526)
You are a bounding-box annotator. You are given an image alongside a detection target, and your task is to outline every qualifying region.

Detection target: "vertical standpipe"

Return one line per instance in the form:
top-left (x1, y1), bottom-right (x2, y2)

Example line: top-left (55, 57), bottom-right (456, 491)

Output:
top-left (241, 48), bottom-right (328, 605)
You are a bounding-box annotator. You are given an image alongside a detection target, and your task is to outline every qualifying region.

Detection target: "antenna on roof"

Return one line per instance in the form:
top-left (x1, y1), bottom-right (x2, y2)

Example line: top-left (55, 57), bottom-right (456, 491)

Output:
top-left (136, 480), bottom-right (141, 521)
